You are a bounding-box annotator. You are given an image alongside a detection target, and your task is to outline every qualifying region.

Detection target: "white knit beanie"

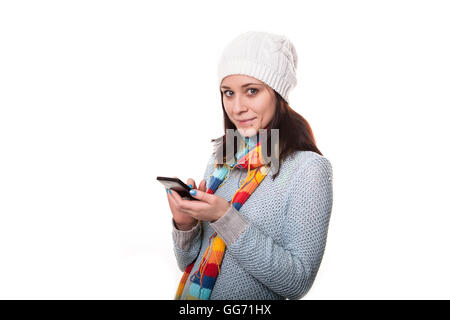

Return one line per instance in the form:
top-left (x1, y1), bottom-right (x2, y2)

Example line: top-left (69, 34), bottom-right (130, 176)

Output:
top-left (217, 31), bottom-right (298, 103)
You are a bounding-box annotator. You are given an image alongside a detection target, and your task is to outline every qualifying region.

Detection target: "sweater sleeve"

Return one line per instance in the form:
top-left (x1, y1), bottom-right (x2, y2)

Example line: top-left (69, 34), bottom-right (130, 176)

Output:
top-left (210, 156), bottom-right (333, 300)
top-left (172, 153), bottom-right (215, 272)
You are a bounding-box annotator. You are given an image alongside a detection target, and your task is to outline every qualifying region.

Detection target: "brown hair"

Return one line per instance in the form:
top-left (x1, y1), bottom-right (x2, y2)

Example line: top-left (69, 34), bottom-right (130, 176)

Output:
top-left (213, 88), bottom-right (322, 180)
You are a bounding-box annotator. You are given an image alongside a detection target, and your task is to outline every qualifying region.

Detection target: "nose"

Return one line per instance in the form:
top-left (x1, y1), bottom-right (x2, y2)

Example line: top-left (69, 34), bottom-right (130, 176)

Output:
top-left (231, 94), bottom-right (248, 114)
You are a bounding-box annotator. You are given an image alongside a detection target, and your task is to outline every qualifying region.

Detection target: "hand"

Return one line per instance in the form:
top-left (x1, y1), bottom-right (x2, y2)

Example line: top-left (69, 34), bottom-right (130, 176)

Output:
top-left (168, 181), bottom-right (231, 223)
top-left (166, 177), bottom-right (206, 230)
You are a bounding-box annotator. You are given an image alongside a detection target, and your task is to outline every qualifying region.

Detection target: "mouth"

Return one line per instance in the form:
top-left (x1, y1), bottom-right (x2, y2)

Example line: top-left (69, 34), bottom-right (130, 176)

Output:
top-left (238, 118), bottom-right (256, 126)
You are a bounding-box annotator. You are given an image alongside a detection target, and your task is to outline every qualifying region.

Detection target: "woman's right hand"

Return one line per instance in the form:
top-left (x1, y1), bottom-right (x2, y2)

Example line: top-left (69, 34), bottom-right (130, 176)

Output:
top-left (167, 177), bottom-right (207, 231)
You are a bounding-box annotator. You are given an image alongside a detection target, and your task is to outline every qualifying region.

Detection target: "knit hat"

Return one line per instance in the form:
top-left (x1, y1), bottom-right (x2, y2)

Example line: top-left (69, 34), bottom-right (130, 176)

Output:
top-left (217, 31), bottom-right (298, 103)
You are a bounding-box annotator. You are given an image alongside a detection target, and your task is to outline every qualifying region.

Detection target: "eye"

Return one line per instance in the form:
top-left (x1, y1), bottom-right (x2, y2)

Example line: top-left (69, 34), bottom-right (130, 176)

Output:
top-left (222, 88), bottom-right (258, 97)
top-left (223, 90), bottom-right (233, 97)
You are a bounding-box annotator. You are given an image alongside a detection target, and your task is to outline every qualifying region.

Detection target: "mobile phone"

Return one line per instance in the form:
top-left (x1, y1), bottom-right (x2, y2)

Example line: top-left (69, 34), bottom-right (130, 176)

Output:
top-left (156, 176), bottom-right (199, 201)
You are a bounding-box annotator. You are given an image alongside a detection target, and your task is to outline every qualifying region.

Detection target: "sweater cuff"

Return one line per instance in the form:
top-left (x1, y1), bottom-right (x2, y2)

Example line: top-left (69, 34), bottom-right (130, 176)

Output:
top-left (210, 205), bottom-right (249, 246)
top-left (172, 219), bottom-right (201, 250)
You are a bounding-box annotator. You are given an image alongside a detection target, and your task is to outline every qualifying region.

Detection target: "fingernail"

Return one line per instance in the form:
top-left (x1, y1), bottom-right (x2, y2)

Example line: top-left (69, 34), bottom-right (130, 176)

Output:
top-left (189, 189), bottom-right (197, 196)
top-left (168, 189), bottom-right (172, 195)
top-left (166, 188), bottom-right (168, 193)
top-left (188, 184), bottom-right (192, 188)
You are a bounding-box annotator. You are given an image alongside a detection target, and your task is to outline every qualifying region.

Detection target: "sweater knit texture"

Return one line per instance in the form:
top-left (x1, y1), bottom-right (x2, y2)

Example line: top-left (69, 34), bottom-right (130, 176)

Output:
top-left (172, 150), bottom-right (333, 300)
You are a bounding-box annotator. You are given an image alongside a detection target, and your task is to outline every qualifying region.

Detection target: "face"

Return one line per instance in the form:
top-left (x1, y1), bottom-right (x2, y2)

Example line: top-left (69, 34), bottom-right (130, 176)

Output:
top-left (220, 74), bottom-right (276, 137)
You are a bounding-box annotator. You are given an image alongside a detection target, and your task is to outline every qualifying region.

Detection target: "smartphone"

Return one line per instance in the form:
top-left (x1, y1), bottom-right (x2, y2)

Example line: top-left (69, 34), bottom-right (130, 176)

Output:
top-left (156, 176), bottom-right (199, 201)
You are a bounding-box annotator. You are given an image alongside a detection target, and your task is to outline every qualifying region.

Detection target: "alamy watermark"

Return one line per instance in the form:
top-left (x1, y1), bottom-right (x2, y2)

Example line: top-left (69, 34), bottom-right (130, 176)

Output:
top-left (213, 128), bottom-right (280, 174)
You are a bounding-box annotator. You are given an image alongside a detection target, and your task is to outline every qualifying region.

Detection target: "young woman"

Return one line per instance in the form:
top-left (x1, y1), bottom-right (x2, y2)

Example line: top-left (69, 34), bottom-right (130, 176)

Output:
top-left (165, 31), bottom-right (333, 300)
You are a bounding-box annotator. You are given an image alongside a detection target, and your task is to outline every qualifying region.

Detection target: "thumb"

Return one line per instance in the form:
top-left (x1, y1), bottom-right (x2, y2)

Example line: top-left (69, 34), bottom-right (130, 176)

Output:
top-left (189, 187), bottom-right (213, 203)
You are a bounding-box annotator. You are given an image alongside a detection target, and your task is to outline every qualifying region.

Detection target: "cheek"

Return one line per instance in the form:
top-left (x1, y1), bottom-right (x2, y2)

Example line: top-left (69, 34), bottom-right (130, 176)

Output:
top-left (223, 100), bottom-right (234, 114)
top-left (267, 105), bottom-right (276, 120)
top-left (223, 103), bottom-right (233, 117)
top-left (259, 104), bottom-right (275, 125)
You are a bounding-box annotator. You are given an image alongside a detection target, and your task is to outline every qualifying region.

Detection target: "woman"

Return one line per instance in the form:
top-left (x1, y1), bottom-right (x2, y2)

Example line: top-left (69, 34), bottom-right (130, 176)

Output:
top-left (165, 31), bottom-right (333, 300)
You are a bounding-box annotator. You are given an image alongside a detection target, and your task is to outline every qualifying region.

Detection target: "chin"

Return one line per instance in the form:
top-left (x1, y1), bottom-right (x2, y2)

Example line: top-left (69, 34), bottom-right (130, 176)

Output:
top-left (237, 127), bottom-right (257, 137)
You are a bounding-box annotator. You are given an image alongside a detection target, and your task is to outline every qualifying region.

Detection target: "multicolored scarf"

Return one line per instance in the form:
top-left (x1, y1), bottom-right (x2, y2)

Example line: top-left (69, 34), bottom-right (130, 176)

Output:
top-left (174, 137), bottom-right (270, 300)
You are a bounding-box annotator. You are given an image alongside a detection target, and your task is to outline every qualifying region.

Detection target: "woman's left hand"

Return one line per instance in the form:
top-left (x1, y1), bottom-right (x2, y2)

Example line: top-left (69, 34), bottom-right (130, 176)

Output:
top-left (168, 182), bottom-right (231, 222)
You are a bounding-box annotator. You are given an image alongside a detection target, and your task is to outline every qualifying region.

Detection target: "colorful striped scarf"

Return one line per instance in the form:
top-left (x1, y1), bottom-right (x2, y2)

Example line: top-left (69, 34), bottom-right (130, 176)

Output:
top-left (174, 137), bottom-right (270, 300)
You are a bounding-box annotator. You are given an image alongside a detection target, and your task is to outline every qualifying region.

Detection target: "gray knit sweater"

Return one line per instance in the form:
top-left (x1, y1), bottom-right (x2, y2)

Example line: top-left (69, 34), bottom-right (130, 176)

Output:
top-left (172, 150), bottom-right (333, 300)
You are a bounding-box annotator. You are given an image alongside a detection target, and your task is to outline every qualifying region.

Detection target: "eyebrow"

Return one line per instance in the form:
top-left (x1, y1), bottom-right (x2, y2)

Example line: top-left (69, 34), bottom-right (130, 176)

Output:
top-left (220, 83), bottom-right (261, 89)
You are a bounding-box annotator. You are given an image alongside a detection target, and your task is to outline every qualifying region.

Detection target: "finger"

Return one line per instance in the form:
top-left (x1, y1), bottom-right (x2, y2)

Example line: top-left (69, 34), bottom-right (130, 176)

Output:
top-left (169, 189), bottom-right (192, 213)
top-left (169, 188), bottom-right (182, 205)
top-left (185, 178), bottom-right (197, 190)
top-left (198, 179), bottom-right (206, 192)
top-left (166, 187), bottom-right (178, 204)
top-left (170, 188), bottom-right (209, 213)
top-left (188, 188), bottom-right (214, 204)
top-left (166, 188), bottom-right (178, 212)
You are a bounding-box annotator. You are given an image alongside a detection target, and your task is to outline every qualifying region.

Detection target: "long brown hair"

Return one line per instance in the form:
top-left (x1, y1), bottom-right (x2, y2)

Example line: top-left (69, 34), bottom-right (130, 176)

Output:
top-left (213, 88), bottom-right (322, 180)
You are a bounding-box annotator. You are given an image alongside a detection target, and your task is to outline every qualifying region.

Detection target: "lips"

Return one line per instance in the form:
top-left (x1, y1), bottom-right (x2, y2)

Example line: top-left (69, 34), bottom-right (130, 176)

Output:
top-left (238, 118), bottom-right (256, 125)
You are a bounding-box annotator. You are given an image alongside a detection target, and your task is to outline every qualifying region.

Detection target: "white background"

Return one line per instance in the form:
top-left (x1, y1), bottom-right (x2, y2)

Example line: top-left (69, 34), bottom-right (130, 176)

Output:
top-left (1, 0), bottom-right (449, 299)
